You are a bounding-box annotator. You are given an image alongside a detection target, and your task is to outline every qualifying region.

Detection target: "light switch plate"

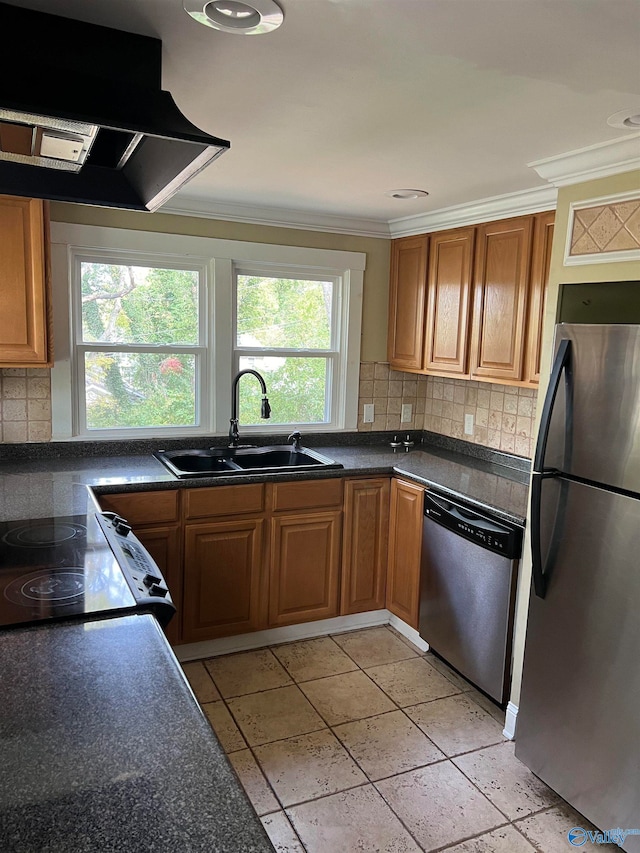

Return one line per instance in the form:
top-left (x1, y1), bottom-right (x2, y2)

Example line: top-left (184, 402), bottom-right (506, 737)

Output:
top-left (464, 413), bottom-right (474, 435)
top-left (401, 403), bottom-right (412, 422)
top-left (363, 403), bottom-right (374, 423)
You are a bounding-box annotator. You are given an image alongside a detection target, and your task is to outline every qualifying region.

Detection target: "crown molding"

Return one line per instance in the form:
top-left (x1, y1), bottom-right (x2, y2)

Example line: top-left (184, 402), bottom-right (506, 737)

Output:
top-left (160, 196), bottom-right (391, 238)
top-left (387, 185), bottom-right (557, 238)
top-left (528, 133), bottom-right (640, 187)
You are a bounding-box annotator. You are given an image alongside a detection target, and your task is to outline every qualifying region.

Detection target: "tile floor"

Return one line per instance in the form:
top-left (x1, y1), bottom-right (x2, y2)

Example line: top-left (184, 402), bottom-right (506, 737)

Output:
top-left (181, 626), bottom-right (610, 853)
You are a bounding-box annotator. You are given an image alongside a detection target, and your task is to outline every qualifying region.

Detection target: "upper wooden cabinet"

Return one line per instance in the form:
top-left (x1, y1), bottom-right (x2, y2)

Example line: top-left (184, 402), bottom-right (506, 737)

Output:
top-left (424, 227), bottom-right (475, 377)
top-left (387, 235), bottom-right (429, 372)
top-left (524, 211), bottom-right (555, 384)
top-left (388, 212), bottom-right (554, 386)
top-left (0, 196), bottom-right (52, 367)
top-left (469, 216), bottom-right (533, 382)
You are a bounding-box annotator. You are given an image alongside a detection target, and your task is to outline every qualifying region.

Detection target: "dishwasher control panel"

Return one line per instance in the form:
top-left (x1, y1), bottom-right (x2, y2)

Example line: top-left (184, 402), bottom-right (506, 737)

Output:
top-left (423, 491), bottom-right (522, 559)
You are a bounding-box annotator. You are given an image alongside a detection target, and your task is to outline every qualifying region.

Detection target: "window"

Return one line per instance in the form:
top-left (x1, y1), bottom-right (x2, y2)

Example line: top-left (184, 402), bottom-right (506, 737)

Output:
top-left (50, 225), bottom-right (364, 439)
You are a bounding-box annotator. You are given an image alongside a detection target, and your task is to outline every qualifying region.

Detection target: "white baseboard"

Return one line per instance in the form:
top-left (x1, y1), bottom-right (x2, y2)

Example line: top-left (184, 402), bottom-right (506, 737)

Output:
top-left (174, 609), bottom-right (397, 662)
top-left (503, 701), bottom-right (519, 740)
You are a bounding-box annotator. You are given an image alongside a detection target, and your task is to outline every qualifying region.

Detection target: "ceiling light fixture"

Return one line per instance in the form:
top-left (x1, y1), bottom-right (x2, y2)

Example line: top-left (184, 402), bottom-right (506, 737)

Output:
top-left (607, 108), bottom-right (640, 130)
top-left (184, 0), bottom-right (284, 34)
top-left (385, 189), bottom-right (429, 200)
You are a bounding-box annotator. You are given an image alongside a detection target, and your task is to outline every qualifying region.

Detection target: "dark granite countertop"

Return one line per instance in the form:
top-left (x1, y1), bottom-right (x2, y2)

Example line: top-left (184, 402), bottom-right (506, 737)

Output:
top-left (0, 613), bottom-right (274, 853)
top-left (0, 437), bottom-right (530, 526)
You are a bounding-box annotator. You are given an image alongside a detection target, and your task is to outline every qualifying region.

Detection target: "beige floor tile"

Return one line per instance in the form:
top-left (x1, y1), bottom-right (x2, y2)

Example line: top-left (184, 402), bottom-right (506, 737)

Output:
top-left (424, 653), bottom-right (473, 691)
top-left (366, 657), bottom-right (462, 707)
top-left (254, 728), bottom-right (366, 807)
top-left (332, 626), bottom-right (418, 668)
top-left (376, 762), bottom-right (505, 852)
top-left (181, 661), bottom-right (221, 703)
top-left (228, 748), bottom-right (279, 816)
top-left (406, 694), bottom-right (505, 756)
top-left (442, 824), bottom-right (535, 852)
top-left (515, 803), bottom-right (620, 852)
top-left (453, 741), bottom-right (560, 820)
top-left (261, 811), bottom-right (305, 853)
top-left (204, 648), bottom-right (292, 698)
top-left (228, 685), bottom-right (325, 746)
top-left (465, 687), bottom-right (506, 726)
top-left (202, 701), bottom-right (247, 752)
top-left (287, 784), bottom-right (422, 853)
top-left (334, 710), bottom-right (445, 780)
top-left (272, 636), bottom-right (358, 682)
top-left (300, 670), bottom-right (395, 726)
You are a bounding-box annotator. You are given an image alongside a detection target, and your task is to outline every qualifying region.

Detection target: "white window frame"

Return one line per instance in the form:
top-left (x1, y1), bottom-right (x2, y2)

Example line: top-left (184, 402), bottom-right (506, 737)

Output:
top-left (50, 224), bottom-right (365, 440)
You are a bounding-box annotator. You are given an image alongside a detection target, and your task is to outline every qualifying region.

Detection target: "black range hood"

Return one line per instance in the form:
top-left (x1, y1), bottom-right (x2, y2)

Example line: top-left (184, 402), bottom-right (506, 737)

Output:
top-left (0, 2), bottom-right (230, 211)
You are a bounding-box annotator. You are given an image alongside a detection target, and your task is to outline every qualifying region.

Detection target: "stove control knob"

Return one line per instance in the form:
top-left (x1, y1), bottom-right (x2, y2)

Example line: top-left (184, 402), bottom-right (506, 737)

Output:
top-left (143, 573), bottom-right (162, 588)
top-left (148, 583), bottom-right (168, 598)
top-left (114, 519), bottom-right (132, 537)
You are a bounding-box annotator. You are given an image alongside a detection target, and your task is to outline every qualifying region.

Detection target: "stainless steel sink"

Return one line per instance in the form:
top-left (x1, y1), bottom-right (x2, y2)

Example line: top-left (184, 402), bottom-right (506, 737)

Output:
top-left (154, 445), bottom-right (342, 479)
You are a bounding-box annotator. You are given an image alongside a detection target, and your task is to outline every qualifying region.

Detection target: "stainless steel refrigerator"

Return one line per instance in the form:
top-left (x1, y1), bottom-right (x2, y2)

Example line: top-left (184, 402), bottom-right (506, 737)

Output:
top-left (515, 323), bottom-right (640, 852)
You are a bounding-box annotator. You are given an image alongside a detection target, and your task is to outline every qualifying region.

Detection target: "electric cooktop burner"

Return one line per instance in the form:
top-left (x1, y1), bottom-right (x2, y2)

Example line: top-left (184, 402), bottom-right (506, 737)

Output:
top-left (2, 522), bottom-right (87, 548)
top-left (4, 569), bottom-right (88, 606)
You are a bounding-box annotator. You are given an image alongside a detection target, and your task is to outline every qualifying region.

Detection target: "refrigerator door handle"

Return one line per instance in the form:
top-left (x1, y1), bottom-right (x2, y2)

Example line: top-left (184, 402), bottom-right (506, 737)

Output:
top-left (531, 470), bottom-right (558, 598)
top-left (533, 338), bottom-right (572, 474)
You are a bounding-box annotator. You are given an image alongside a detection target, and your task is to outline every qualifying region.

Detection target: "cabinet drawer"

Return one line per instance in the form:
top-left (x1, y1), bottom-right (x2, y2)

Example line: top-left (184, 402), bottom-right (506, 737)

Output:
top-left (184, 483), bottom-right (265, 520)
top-left (272, 478), bottom-right (343, 512)
top-left (99, 490), bottom-right (179, 525)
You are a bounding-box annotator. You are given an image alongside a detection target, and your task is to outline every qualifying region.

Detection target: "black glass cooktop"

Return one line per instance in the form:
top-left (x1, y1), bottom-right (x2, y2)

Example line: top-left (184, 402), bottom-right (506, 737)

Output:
top-left (0, 514), bottom-right (136, 628)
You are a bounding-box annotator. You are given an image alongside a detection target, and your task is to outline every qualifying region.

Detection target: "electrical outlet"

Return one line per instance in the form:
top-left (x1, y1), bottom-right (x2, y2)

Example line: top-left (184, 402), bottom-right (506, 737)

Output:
top-left (363, 403), bottom-right (374, 423)
top-left (401, 403), bottom-right (412, 423)
top-left (464, 413), bottom-right (474, 435)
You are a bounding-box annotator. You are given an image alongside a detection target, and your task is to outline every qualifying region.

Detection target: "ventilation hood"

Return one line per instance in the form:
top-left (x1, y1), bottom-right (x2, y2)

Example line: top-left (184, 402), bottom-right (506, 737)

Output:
top-left (0, 2), bottom-right (230, 211)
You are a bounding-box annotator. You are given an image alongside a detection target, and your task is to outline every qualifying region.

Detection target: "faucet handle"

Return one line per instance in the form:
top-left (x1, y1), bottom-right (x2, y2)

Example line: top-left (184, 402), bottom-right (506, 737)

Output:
top-left (288, 430), bottom-right (302, 451)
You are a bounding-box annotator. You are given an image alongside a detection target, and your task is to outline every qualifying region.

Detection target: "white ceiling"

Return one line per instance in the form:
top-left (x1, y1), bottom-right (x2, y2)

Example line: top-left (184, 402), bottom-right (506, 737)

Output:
top-left (6, 0), bottom-right (640, 229)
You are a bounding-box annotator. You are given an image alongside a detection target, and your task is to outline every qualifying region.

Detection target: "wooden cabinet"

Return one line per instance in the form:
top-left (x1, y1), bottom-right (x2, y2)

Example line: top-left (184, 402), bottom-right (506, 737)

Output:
top-left (424, 227), bottom-right (475, 377)
top-left (387, 235), bottom-right (429, 372)
top-left (98, 490), bottom-right (182, 644)
top-left (386, 478), bottom-right (423, 629)
top-left (183, 518), bottom-right (265, 642)
top-left (524, 211), bottom-right (555, 384)
top-left (341, 477), bottom-right (390, 614)
top-left (469, 216), bottom-right (533, 382)
top-left (0, 195), bottom-right (51, 367)
top-left (268, 479), bottom-right (343, 628)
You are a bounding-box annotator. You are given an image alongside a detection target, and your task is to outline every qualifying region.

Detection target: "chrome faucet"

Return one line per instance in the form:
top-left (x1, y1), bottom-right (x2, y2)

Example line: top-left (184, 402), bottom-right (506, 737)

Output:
top-left (288, 430), bottom-right (303, 451)
top-left (229, 369), bottom-right (271, 447)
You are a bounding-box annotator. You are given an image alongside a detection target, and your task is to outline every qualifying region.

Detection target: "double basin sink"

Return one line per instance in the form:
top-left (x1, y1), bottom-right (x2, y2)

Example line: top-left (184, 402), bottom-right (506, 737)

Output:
top-left (154, 445), bottom-right (343, 479)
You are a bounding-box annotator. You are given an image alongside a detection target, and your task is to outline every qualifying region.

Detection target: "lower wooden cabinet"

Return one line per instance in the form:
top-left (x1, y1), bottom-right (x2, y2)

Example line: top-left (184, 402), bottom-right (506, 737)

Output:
top-left (269, 510), bottom-right (342, 627)
top-left (341, 478), bottom-right (390, 614)
top-left (134, 525), bottom-right (182, 645)
top-left (183, 518), bottom-right (265, 642)
top-left (386, 478), bottom-right (423, 629)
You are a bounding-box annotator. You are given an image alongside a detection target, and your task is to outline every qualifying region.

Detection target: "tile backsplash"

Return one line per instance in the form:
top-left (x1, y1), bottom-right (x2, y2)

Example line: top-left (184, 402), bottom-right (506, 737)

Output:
top-left (0, 369), bottom-right (52, 443)
top-left (358, 362), bottom-right (537, 458)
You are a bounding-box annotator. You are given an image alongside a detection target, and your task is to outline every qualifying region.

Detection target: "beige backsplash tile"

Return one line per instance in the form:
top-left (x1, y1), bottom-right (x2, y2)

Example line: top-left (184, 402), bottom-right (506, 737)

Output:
top-left (359, 363), bottom-right (537, 458)
top-left (0, 369), bottom-right (52, 443)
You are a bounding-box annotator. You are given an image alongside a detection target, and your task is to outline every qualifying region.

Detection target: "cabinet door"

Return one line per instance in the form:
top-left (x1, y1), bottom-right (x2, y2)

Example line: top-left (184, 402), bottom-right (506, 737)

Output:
top-left (524, 211), bottom-right (554, 385)
top-left (99, 489), bottom-right (179, 525)
top-left (0, 196), bottom-right (50, 366)
top-left (386, 478), bottom-right (423, 628)
top-left (183, 519), bottom-right (264, 642)
top-left (470, 216), bottom-right (533, 382)
top-left (387, 235), bottom-right (429, 372)
top-left (135, 525), bottom-right (182, 646)
top-left (341, 478), bottom-right (390, 614)
top-left (269, 510), bottom-right (342, 627)
top-left (424, 227), bottom-right (475, 376)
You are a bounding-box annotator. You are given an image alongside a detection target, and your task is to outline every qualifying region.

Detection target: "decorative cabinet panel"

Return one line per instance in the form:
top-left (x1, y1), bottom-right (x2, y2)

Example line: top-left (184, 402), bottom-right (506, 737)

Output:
top-left (386, 478), bottom-right (423, 629)
top-left (341, 477), bottom-right (390, 615)
top-left (387, 235), bottom-right (429, 372)
top-left (424, 227), bottom-right (475, 377)
top-left (469, 216), bottom-right (533, 382)
top-left (524, 211), bottom-right (555, 384)
top-left (183, 518), bottom-right (265, 642)
top-left (0, 196), bottom-right (51, 366)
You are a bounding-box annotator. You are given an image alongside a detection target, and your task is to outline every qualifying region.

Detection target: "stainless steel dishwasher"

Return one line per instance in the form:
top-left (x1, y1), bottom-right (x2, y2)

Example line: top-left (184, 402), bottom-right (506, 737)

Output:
top-left (419, 490), bottom-right (523, 704)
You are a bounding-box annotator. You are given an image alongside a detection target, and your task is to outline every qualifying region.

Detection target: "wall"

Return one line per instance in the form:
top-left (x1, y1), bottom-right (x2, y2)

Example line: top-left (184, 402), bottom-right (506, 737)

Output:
top-left (508, 168), bottom-right (640, 717)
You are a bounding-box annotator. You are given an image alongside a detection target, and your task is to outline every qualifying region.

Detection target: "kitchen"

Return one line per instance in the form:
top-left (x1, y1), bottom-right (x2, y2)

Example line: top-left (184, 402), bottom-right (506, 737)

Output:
top-left (1, 1), bottom-right (639, 851)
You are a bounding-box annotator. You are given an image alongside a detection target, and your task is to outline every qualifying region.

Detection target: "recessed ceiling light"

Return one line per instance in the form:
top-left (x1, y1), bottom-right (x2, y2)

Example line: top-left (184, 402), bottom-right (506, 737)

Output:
top-left (385, 189), bottom-right (429, 200)
top-left (184, 0), bottom-right (284, 34)
top-left (607, 108), bottom-right (640, 129)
